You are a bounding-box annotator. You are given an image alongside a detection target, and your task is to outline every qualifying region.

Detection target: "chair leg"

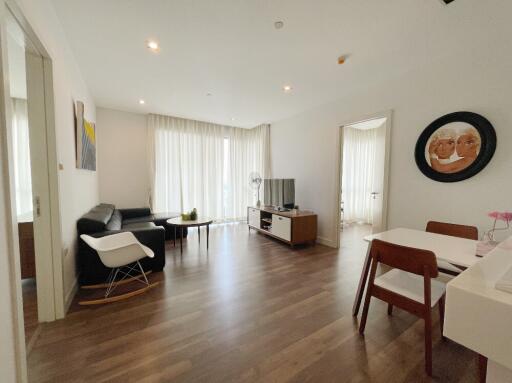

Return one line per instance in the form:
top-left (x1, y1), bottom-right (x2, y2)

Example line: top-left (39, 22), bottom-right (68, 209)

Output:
top-left (424, 311), bottom-right (433, 377)
top-left (439, 295), bottom-right (445, 339)
top-left (359, 290), bottom-right (372, 334)
top-left (478, 354), bottom-right (488, 383)
top-left (105, 268), bottom-right (120, 298)
top-left (136, 261), bottom-right (150, 285)
top-left (359, 258), bottom-right (378, 335)
top-left (387, 304), bottom-right (393, 316)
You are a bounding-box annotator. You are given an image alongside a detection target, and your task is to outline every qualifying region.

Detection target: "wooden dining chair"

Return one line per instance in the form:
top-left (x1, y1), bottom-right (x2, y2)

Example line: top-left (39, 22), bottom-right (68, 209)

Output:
top-left (426, 221), bottom-right (478, 275)
top-left (426, 221), bottom-right (478, 240)
top-left (359, 239), bottom-right (446, 377)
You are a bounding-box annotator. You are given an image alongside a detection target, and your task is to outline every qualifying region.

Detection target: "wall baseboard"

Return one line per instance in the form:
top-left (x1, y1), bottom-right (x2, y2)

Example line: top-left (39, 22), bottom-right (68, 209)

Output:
top-left (317, 236), bottom-right (337, 248)
top-left (64, 276), bottom-right (79, 314)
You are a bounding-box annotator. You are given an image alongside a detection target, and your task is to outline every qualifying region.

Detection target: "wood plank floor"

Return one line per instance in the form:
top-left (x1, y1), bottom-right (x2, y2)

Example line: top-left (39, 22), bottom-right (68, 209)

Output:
top-left (28, 223), bottom-right (478, 382)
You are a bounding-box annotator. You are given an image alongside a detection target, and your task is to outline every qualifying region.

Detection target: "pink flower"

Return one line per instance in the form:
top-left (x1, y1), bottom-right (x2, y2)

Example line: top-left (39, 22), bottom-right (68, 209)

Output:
top-left (488, 211), bottom-right (512, 222)
top-left (499, 212), bottom-right (512, 222)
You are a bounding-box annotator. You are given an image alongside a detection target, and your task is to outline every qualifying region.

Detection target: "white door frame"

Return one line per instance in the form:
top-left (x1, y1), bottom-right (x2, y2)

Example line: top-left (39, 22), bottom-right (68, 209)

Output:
top-left (334, 110), bottom-right (393, 248)
top-left (0, 0), bottom-right (64, 380)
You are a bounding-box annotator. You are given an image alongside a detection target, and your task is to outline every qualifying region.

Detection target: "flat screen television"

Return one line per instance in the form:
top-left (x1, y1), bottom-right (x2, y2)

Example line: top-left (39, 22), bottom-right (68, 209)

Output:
top-left (263, 179), bottom-right (295, 209)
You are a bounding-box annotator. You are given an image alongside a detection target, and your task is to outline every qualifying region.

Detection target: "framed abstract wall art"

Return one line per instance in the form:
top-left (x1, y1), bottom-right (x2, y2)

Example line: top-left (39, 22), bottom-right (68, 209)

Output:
top-left (75, 101), bottom-right (96, 171)
top-left (415, 112), bottom-right (496, 182)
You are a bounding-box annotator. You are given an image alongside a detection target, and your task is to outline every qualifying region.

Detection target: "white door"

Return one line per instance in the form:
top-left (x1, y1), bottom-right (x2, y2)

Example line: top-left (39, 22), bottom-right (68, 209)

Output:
top-left (3, 5), bottom-right (63, 322)
top-left (26, 50), bottom-right (58, 320)
top-left (370, 119), bottom-right (390, 234)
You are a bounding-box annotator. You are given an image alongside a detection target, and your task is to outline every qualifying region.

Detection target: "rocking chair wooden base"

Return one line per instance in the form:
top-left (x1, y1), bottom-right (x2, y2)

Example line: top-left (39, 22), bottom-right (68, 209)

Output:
top-left (79, 280), bottom-right (160, 306)
top-left (81, 271), bottom-right (153, 290)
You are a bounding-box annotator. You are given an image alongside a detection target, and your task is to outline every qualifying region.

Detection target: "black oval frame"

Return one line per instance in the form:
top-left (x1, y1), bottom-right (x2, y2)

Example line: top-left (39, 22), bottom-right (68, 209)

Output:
top-left (414, 112), bottom-right (496, 183)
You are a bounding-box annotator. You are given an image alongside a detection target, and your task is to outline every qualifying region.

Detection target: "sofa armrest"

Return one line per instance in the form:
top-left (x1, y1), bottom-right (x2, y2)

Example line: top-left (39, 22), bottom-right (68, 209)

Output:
top-left (118, 207), bottom-right (152, 219)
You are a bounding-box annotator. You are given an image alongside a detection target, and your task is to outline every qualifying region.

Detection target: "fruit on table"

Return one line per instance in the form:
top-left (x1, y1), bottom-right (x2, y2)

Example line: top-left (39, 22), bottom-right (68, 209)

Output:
top-left (181, 208), bottom-right (197, 221)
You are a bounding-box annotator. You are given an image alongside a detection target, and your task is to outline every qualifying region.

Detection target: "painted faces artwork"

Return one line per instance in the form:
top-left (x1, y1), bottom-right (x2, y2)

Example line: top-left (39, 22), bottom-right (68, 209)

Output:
top-left (425, 122), bottom-right (481, 174)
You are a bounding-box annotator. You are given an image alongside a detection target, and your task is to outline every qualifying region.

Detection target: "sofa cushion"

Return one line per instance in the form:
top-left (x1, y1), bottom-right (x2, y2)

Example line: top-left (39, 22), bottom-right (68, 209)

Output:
top-left (77, 204), bottom-right (115, 234)
top-left (105, 210), bottom-right (122, 231)
top-left (119, 207), bottom-right (152, 220)
top-left (122, 215), bottom-right (155, 225)
top-left (96, 203), bottom-right (115, 211)
top-left (123, 222), bottom-right (157, 230)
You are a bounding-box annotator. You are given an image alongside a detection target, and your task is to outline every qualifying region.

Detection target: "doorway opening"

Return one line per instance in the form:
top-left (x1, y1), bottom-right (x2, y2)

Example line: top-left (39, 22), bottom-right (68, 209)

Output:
top-left (2, 1), bottom-right (64, 372)
top-left (336, 113), bottom-right (391, 248)
top-left (6, 6), bottom-right (39, 350)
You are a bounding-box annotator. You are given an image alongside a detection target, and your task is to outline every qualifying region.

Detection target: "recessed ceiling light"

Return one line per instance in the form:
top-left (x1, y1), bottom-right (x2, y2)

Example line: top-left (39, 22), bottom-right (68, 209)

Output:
top-left (139, 99), bottom-right (145, 105)
top-left (283, 85), bottom-right (292, 93)
top-left (231, 117), bottom-right (236, 121)
top-left (274, 21), bottom-right (284, 30)
top-left (146, 40), bottom-right (160, 52)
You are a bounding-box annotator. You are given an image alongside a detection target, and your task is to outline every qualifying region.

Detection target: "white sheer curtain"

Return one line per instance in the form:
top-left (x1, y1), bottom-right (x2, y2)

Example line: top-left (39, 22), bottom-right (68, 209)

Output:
top-left (148, 114), bottom-right (270, 221)
top-left (342, 126), bottom-right (378, 224)
top-left (11, 98), bottom-right (33, 217)
top-left (226, 124), bottom-right (271, 220)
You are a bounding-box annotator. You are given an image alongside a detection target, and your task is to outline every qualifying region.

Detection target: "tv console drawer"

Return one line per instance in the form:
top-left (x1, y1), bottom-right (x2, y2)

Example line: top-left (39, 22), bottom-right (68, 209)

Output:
top-left (248, 207), bottom-right (260, 227)
top-left (271, 214), bottom-right (291, 241)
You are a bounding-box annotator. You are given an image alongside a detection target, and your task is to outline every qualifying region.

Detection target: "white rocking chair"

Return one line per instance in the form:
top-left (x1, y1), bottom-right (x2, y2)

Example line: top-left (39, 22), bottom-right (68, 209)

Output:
top-left (79, 232), bottom-right (159, 305)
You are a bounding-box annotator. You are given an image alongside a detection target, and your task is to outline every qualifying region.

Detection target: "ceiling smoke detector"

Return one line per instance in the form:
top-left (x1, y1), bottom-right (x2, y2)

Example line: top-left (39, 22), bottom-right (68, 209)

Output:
top-left (274, 21), bottom-right (284, 30)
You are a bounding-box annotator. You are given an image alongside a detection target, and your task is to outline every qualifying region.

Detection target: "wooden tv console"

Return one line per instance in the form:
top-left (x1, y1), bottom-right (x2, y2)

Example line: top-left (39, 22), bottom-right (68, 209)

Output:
top-left (247, 206), bottom-right (317, 247)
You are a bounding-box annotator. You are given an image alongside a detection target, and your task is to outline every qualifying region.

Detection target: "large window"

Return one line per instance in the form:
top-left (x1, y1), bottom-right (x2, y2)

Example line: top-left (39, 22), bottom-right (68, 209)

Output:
top-left (148, 114), bottom-right (270, 221)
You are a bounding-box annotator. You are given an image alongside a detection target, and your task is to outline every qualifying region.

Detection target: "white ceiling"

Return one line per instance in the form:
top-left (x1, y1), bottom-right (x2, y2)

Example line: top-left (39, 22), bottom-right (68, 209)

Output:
top-left (50, 0), bottom-right (507, 127)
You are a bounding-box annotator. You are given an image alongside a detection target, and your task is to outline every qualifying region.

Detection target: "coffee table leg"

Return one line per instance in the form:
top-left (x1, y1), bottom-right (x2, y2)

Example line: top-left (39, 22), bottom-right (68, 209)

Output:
top-left (352, 243), bottom-right (372, 317)
top-left (198, 226), bottom-right (200, 243)
top-left (173, 226), bottom-right (176, 247)
top-left (207, 224), bottom-right (209, 250)
top-left (180, 226), bottom-right (183, 254)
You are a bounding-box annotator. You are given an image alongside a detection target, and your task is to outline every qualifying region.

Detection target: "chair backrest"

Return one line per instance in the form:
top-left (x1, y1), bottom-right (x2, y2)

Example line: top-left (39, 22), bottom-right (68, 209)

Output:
top-left (425, 221), bottom-right (478, 240)
top-left (370, 239), bottom-right (438, 278)
top-left (80, 233), bottom-right (150, 268)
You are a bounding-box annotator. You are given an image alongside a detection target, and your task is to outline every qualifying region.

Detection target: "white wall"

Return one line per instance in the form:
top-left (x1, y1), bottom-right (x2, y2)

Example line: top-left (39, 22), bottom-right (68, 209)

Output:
top-left (271, 44), bottom-right (512, 247)
top-left (13, 0), bottom-right (98, 303)
top-left (97, 108), bottom-right (149, 208)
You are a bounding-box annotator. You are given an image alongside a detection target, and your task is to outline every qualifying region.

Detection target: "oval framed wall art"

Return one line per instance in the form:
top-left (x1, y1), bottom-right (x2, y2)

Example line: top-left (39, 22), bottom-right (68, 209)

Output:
top-left (414, 111), bottom-right (497, 183)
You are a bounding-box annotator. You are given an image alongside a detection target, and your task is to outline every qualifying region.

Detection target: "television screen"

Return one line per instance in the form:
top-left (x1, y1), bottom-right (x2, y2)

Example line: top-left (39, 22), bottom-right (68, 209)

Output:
top-left (263, 179), bottom-right (295, 208)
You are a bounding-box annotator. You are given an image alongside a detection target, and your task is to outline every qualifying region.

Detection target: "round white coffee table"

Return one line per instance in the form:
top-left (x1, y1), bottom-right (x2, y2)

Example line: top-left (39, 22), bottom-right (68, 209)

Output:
top-left (167, 217), bottom-right (213, 254)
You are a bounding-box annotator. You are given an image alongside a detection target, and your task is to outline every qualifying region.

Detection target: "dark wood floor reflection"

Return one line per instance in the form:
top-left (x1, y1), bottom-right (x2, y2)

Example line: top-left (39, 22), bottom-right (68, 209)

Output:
top-left (28, 223), bottom-right (478, 382)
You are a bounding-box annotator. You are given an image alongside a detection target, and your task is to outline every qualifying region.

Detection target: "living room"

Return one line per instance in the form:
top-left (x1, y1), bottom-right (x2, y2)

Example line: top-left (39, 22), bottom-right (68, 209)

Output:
top-left (1, 0), bottom-right (512, 382)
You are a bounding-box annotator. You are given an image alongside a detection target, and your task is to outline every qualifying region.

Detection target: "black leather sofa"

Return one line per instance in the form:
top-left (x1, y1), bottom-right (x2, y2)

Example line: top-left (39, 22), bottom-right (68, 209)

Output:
top-left (77, 204), bottom-right (183, 285)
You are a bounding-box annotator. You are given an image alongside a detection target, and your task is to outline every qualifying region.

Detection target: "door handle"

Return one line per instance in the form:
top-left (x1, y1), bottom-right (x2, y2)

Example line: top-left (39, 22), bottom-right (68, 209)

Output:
top-left (34, 196), bottom-right (41, 217)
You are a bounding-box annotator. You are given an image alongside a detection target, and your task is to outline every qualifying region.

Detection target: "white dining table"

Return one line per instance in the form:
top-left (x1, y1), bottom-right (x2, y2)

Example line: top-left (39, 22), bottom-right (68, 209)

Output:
top-left (352, 227), bottom-right (480, 316)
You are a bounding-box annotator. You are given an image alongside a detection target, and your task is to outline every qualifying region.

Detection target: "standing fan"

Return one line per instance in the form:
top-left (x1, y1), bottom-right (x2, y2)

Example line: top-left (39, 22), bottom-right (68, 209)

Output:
top-left (249, 172), bottom-right (263, 207)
